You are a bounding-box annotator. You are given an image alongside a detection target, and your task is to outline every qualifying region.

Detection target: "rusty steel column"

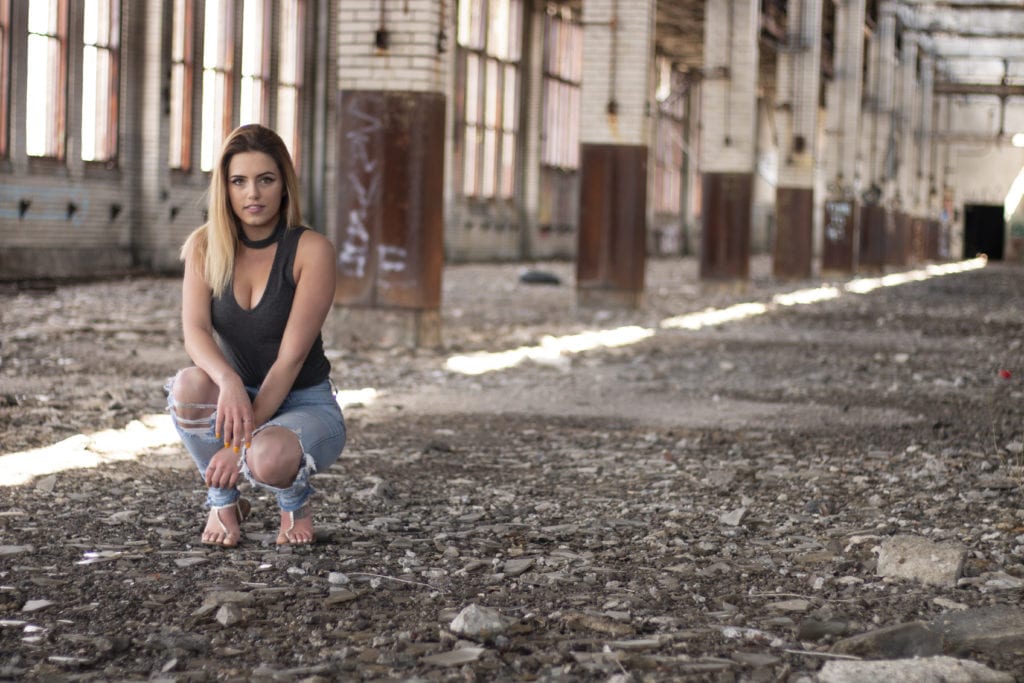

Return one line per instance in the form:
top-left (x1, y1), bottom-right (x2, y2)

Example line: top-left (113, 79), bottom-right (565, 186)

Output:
top-left (701, 173), bottom-right (753, 281)
top-left (699, 0), bottom-right (761, 285)
top-left (575, 0), bottom-right (656, 308)
top-left (332, 90), bottom-right (445, 346)
top-left (909, 217), bottom-right (927, 264)
top-left (577, 144), bottom-right (647, 308)
top-left (859, 204), bottom-right (888, 271)
top-left (821, 0), bottom-right (866, 276)
top-left (822, 199), bottom-right (858, 275)
top-left (925, 219), bottom-right (941, 261)
top-left (772, 0), bottom-right (823, 280)
top-left (886, 210), bottom-right (908, 267)
top-left (774, 188), bottom-right (814, 280)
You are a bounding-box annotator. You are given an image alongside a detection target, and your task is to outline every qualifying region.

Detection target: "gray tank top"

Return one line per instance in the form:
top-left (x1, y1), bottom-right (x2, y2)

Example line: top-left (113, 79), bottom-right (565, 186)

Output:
top-left (211, 225), bottom-right (331, 390)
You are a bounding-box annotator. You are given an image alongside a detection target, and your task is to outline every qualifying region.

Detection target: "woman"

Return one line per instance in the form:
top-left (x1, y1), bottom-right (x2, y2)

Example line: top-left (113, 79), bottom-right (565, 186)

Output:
top-left (166, 124), bottom-right (345, 547)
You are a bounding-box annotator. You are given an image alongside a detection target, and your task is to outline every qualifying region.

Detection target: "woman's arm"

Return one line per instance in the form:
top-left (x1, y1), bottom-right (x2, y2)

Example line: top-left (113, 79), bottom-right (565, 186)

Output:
top-left (251, 230), bottom-right (337, 425)
top-left (181, 244), bottom-right (254, 452)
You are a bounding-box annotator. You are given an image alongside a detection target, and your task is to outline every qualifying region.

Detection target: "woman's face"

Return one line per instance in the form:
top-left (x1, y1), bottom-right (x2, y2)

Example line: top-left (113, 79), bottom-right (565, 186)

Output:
top-left (226, 151), bottom-right (284, 233)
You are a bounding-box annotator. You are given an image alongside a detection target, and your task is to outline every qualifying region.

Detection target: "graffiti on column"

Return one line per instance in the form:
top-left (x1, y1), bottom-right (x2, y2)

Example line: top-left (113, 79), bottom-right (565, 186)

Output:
top-left (825, 201), bottom-right (851, 243)
top-left (378, 245), bottom-right (408, 273)
top-left (338, 95), bottom-right (382, 279)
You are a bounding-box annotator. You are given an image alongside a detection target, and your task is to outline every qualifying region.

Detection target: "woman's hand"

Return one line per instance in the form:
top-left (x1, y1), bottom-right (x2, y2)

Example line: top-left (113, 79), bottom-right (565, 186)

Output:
top-left (205, 446), bottom-right (242, 489)
top-left (215, 379), bottom-right (254, 453)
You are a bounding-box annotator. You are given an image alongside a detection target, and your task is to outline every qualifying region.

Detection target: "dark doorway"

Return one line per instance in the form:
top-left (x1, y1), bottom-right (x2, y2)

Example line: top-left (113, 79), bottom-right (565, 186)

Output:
top-left (963, 204), bottom-right (1005, 260)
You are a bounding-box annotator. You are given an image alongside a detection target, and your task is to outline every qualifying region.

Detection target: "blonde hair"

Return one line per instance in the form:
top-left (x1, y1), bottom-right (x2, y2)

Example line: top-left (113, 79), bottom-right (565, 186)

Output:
top-left (180, 124), bottom-right (304, 298)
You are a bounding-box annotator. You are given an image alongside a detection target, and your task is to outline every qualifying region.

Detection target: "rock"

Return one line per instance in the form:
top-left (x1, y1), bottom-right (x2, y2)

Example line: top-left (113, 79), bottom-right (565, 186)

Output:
top-left (422, 647), bottom-right (486, 666)
top-left (797, 619), bottom-right (851, 641)
top-left (817, 656), bottom-right (1013, 683)
top-left (563, 612), bottom-right (635, 637)
top-left (215, 604), bottom-right (243, 627)
top-left (449, 604), bottom-right (513, 641)
top-left (768, 598), bottom-right (811, 613)
top-left (503, 558), bottom-right (534, 577)
top-left (0, 545), bottom-right (33, 556)
top-left (719, 507), bottom-right (747, 526)
top-left (21, 599), bottom-right (54, 612)
top-left (831, 622), bottom-right (942, 658)
top-left (876, 535), bottom-right (965, 587)
top-left (932, 606), bottom-right (1024, 657)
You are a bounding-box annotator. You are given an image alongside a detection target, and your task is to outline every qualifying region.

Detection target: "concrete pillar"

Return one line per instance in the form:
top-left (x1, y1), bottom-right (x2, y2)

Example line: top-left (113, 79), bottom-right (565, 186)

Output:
top-left (576, 0), bottom-right (655, 309)
top-left (917, 52), bottom-right (937, 260)
top-left (890, 33), bottom-right (918, 266)
top-left (700, 0), bottom-right (760, 283)
top-left (934, 93), bottom-right (953, 259)
top-left (821, 0), bottom-right (866, 275)
top-left (917, 53), bottom-right (934, 215)
top-left (329, 1), bottom-right (448, 348)
top-left (772, 0), bottom-right (822, 281)
top-left (859, 1), bottom-right (897, 271)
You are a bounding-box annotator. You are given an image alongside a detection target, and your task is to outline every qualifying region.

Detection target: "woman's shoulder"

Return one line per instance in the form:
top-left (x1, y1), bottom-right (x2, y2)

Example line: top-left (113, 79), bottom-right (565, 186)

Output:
top-left (294, 226), bottom-right (335, 253)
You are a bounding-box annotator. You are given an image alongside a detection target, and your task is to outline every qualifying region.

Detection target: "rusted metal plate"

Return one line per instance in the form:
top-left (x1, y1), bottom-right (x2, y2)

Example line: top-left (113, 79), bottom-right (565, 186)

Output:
top-left (773, 187), bottom-right (814, 280)
top-left (859, 204), bottom-right (887, 271)
top-left (909, 217), bottom-right (928, 264)
top-left (334, 90), bottom-right (445, 310)
top-left (822, 198), bottom-right (858, 274)
top-left (576, 144), bottom-right (648, 300)
top-left (700, 173), bottom-right (752, 281)
top-left (886, 211), bottom-right (909, 267)
top-left (925, 219), bottom-right (941, 260)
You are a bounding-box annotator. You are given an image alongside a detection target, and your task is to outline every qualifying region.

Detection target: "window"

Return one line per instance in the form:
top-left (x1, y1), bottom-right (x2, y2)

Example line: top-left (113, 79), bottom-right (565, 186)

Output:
top-left (81, 0), bottom-right (120, 163)
top-left (200, 0), bottom-right (234, 172)
top-left (169, 0), bottom-right (193, 170)
top-left (653, 57), bottom-right (684, 214)
top-left (540, 4), bottom-right (581, 171)
top-left (456, 0), bottom-right (522, 199)
top-left (26, 0), bottom-right (67, 159)
top-left (239, 0), bottom-right (269, 126)
top-left (276, 0), bottom-right (304, 164)
top-left (0, 0), bottom-right (9, 159)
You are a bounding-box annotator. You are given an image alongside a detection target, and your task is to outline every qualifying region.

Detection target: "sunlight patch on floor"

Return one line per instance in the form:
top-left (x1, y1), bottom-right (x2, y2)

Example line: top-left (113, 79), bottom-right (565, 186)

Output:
top-left (0, 389), bottom-right (380, 486)
top-left (445, 257), bottom-right (989, 377)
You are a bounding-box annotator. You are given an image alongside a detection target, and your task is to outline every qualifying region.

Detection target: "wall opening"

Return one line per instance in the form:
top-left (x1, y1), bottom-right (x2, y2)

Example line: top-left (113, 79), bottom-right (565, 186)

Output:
top-left (963, 203), bottom-right (1005, 260)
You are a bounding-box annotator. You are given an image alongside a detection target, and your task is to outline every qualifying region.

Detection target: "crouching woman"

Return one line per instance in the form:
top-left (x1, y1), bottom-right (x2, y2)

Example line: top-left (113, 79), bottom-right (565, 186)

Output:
top-left (166, 124), bottom-right (345, 547)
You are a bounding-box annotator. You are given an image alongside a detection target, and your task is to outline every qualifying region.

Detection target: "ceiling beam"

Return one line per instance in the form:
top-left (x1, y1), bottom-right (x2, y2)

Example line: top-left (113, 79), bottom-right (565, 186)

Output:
top-left (933, 82), bottom-right (1024, 97)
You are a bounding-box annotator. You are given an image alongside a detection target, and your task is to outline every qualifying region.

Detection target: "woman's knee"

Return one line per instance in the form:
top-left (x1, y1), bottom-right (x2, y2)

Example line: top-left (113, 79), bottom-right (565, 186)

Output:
top-left (172, 367), bottom-right (217, 404)
top-left (245, 427), bottom-right (303, 488)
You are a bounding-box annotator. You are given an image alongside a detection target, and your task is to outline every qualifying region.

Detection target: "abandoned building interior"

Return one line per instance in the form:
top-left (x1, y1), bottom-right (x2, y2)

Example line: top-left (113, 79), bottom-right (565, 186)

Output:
top-left (0, 0), bottom-right (1022, 309)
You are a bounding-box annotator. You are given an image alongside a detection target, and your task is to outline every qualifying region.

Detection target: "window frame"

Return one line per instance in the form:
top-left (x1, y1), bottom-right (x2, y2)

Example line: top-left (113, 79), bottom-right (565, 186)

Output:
top-left (239, 0), bottom-right (270, 127)
top-left (454, 0), bottom-right (523, 201)
top-left (275, 0), bottom-right (304, 167)
top-left (540, 4), bottom-right (582, 172)
top-left (652, 57), bottom-right (685, 215)
top-left (169, 0), bottom-right (194, 171)
top-left (0, 0), bottom-right (9, 160)
top-left (199, 0), bottom-right (235, 173)
top-left (25, 0), bottom-right (69, 161)
top-left (81, 0), bottom-right (121, 165)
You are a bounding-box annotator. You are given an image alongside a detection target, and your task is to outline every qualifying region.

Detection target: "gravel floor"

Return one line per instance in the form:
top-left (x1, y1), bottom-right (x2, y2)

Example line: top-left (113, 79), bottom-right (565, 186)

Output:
top-left (2, 256), bottom-right (1024, 681)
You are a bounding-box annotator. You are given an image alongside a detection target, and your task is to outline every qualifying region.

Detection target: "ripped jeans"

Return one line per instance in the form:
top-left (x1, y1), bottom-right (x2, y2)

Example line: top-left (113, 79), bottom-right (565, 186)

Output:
top-left (165, 376), bottom-right (346, 512)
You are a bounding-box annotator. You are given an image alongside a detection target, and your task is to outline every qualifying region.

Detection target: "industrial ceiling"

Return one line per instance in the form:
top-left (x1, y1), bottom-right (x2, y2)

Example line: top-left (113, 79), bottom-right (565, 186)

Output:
top-left (643, 0), bottom-right (1024, 94)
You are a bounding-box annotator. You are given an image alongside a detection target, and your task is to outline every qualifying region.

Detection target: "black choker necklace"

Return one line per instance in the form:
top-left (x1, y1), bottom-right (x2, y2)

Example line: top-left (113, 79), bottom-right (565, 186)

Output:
top-left (238, 221), bottom-right (284, 249)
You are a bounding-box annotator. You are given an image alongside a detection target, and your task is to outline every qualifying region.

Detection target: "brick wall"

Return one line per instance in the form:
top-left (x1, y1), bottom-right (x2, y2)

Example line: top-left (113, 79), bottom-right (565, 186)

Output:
top-left (700, 0), bottom-right (761, 173)
top-left (337, 0), bottom-right (447, 92)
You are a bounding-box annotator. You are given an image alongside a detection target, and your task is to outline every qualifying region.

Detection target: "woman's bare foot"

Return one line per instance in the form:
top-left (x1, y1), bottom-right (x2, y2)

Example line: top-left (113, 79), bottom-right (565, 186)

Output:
top-left (201, 499), bottom-right (249, 547)
top-left (277, 504), bottom-right (314, 545)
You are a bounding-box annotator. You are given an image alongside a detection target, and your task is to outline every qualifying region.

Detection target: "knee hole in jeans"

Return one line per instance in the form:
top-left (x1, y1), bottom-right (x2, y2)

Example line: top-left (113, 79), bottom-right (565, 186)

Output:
top-left (245, 426), bottom-right (304, 488)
